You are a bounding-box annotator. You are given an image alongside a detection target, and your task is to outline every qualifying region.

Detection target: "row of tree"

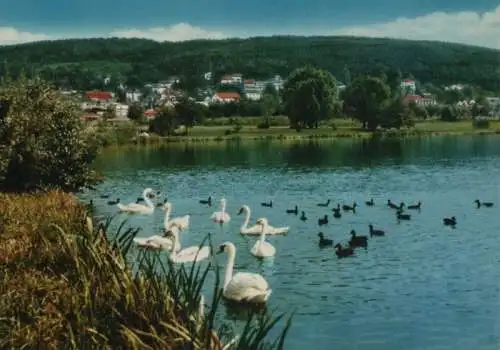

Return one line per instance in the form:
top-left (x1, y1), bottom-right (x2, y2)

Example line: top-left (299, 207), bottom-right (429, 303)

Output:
top-left (144, 65), bottom-right (498, 135)
top-left (1, 36), bottom-right (499, 92)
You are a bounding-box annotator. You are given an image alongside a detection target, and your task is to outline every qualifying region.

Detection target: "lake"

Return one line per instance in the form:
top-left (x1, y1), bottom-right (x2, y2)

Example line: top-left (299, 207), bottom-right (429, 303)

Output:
top-left (83, 135), bottom-right (500, 350)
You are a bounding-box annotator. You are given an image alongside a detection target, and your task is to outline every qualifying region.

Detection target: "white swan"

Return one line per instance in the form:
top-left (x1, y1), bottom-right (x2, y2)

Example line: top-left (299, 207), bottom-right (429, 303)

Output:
top-left (250, 218), bottom-right (276, 258)
top-left (211, 198), bottom-right (231, 224)
top-left (238, 205), bottom-right (290, 235)
top-left (117, 188), bottom-right (155, 214)
top-left (217, 242), bottom-right (272, 304)
top-left (163, 202), bottom-right (190, 231)
top-left (132, 225), bottom-right (182, 251)
top-left (166, 224), bottom-right (211, 263)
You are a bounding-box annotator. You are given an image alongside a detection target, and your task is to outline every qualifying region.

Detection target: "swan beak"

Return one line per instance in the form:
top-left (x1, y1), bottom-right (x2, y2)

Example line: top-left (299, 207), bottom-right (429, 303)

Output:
top-left (237, 208), bottom-right (244, 215)
top-left (216, 245), bottom-right (225, 254)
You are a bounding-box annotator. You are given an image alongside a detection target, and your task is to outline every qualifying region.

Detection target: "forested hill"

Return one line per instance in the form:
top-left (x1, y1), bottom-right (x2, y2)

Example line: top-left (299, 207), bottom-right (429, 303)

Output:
top-left (0, 36), bottom-right (498, 91)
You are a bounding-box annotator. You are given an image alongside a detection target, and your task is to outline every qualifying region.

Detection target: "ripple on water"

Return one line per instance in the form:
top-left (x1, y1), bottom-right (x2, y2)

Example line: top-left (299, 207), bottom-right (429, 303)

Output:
top-left (85, 136), bottom-right (500, 350)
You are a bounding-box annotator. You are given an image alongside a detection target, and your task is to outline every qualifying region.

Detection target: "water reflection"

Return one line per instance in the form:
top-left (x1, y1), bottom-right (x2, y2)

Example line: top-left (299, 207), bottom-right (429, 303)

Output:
top-left (94, 135), bottom-right (500, 173)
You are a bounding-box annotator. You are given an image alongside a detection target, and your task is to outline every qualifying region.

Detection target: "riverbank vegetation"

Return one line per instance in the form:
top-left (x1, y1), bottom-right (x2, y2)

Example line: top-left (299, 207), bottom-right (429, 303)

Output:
top-left (0, 76), bottom-right (291, 348)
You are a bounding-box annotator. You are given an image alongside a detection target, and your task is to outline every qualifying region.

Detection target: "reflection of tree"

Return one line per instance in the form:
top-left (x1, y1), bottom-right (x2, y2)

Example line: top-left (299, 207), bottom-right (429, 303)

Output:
top-left (284, 141), bottom-right (335, 167)
top-left (94, 136), bottom-right (498, 173)
top-left (354, 136), bottom-right (405, 165)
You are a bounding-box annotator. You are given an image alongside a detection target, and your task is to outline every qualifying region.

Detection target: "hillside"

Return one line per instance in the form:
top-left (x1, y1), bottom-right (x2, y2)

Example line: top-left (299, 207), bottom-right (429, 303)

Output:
top-left (0, 36), bottom-right (498, 91)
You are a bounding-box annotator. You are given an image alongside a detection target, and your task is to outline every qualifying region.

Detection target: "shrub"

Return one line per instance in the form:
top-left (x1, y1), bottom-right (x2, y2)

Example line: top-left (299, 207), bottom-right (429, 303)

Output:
top-left (0, 191), bottom-right (291, 349)
top-left (472, 118), bottom-right (490, 129)
top-left (0, 76), bottom-right (100, 192)
top-left (257, 117), bottom-right (271, 129)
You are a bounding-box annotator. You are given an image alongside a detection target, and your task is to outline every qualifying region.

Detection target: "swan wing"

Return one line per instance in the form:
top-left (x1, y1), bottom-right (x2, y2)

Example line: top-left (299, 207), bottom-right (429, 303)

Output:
top-left (267, 225), bottom-right (290, 235)
top-left (251, 240), bottom-right (276, 257)
top-left (224, 272), bottom-right (271, 302)
top-left (223, 213), bottom-right (231, 222)
top-left (168, 215), bottom-right (190, 230)
top-left (133, 235), bottom-right (173, 250)
top-left (117, 202), bottom-right (153, 213)
top-left (171, 246), bottom-right (211, 263)
top-left (241, 224), bottom-right (261, 235)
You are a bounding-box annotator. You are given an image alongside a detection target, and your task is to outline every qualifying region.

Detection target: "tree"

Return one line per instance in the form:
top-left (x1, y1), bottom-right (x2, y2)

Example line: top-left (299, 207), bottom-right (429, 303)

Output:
top-left (174, 97), bottom-right (204, 134)
top-left (0, 76), bottom-right (100, 192)
top-left (282, 66), bottom-right (337, 130)
top-left (262, 83), bottom-right (278, 97)
top-left (127, 103), bottom-right (143, 121)
top-left (342, 75), bottom-right (391, 131)
top-left (149, 106), bottom-right (178, 136)
top-left (440, 106), bottom-right (458, 121)
top-left (380, 97), bottom-right (415, 129)
top-left (102, 105), bottom-right (116, 120)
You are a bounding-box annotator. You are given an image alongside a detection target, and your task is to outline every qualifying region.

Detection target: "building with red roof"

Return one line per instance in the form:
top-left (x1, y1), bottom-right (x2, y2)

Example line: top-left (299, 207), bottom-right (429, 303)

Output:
top-left (213, 91), bottom-right (241, 103)
top-left (85, 91), bottom-right (113, 102)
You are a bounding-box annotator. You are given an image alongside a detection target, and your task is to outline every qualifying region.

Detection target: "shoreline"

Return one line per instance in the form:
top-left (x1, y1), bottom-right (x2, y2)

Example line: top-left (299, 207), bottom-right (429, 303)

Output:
top-left (104, 120), bottom-right (500, 149)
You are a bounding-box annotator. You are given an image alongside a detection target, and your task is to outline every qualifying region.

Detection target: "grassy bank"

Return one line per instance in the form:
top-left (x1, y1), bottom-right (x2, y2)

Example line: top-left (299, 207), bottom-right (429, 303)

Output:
top-left (0, 191), bottom-right (290, 349)
top-left (97, 118), bottom-right (500, 147)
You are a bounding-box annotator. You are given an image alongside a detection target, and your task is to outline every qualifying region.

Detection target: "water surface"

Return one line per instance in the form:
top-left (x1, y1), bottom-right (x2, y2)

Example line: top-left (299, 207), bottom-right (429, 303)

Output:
top-left (84, 135), bottom-right (500, 350)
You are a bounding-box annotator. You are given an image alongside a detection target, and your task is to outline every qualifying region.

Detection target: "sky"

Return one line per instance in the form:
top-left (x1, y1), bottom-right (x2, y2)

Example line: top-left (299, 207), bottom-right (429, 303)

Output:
top-left (0, 0), bottom-right (499, 49)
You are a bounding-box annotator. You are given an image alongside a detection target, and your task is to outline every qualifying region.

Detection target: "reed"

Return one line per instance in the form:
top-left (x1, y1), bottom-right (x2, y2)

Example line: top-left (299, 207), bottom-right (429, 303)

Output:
top-left (0, 191), bottom-right (291, 349)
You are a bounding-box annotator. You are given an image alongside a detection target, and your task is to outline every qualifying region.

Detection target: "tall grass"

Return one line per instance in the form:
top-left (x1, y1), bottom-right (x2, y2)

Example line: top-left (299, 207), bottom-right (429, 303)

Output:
top-left (0, 191), bottom-right (291, 349)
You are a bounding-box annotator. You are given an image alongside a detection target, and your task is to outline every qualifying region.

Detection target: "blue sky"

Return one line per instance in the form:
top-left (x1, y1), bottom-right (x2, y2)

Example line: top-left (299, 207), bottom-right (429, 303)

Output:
top-left (0, 0), bottom-right (499, 48)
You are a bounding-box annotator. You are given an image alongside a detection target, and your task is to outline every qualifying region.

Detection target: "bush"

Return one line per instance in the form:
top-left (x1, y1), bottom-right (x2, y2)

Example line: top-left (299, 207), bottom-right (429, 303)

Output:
top-left (0, 191), bottom-right (291, 348)
top-left (472, 118), bottom-right (490, 129)
top-left (257, 117), bottom-right (271, 129)
top-left (0, 76), bottom-right (100, 192)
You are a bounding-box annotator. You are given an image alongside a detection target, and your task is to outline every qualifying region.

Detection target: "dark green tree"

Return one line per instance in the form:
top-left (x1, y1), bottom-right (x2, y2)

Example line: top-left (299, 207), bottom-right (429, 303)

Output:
top-left (262, 83), bottom-right (278, 97)
top-left (342, 75), bottom-right (391, 131)
top-left (174, 97), bottom-right (205, 134)
top-left (440, 106), bottom-right (458, 121)
top-left (282, 66), bottom-right (337, 130)
top-left (102, 106), bottom-right (116, 120)
top-left (380, 97), bottom-right (415, 129)
top-left (149, 106), bottom-right (178, 136)
top-left (127, 103), bottom-right (144, 121)
top-left (0, 76), bottom-right (100, 192)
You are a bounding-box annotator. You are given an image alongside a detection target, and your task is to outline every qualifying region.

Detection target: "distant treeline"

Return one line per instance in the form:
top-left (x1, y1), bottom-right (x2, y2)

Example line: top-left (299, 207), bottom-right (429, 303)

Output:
top-left (0, 36), bottom-right (498, 91)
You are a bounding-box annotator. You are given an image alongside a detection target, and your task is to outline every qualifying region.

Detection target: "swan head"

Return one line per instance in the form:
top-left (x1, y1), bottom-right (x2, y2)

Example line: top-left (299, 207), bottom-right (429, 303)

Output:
top-left (256, 218), bottom-right (268, 226)
top-left (217, 241), bottom-right (235, 255)
top-left (162, 201), bottom-right (172, 210)
top-left (350, 229), bottom-right (356, 236)
top-left (237, 205), bottom-right (248, 215)
top-left (220, 198), bottom-right (227, 206)
top-left (143, 188), bottom-right (155, 198)
top-left (318, 232), bottom-right (324, 238)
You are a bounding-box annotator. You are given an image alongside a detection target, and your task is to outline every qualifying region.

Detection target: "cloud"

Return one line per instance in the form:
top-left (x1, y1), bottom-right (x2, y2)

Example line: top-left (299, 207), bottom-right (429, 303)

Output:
top-left (0, 27), bottom-right (51, 45)
top-left (109, 23), bottom-right (227, 42)
top-left (0, 7), bottom-right (499, 49)
top-left (331, 5), bottom-right (500, 49)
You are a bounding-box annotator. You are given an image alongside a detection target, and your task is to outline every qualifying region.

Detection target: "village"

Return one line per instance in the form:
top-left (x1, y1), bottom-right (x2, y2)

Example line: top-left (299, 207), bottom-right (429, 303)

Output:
top-left (69, 72), bottom-right (499, 122)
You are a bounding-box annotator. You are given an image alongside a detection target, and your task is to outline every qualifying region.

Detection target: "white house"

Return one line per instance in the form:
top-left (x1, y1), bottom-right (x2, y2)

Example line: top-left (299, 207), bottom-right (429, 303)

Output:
top-left (114, 103), bottom-right (129, 118)
top-left (220, 74), bottom-right (243, 85)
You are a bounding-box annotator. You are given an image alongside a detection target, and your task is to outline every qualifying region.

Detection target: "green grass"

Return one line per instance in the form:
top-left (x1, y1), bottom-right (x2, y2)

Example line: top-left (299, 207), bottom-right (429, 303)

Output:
top-left (94, 117), bottom-right (500, 148)
top-left (0, 191), bottom-right (291, 349)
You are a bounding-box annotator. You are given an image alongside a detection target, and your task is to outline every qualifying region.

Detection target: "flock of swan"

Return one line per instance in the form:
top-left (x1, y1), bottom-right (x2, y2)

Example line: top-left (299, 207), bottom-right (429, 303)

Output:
top-left (94, 187), bottom-right (495, 306)
top-left (109, 188), bottom-right (279, 304)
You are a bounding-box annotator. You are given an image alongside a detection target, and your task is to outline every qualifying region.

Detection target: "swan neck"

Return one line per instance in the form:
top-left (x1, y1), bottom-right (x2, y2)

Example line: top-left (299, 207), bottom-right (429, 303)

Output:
top-left (223, 247), bottom-right (235, 289)
top-left (171, 229), bottom-right (180, 253)
top-left (221, 202), bottom-right (226, 213)
top-left (163, 205), bottom-right (171, 228)
top-left (241, 207), bottom-right (250, 228)
top-left (258, 223), bottom-right (267, 244)
top-left (143, 191), bottom-right (154, 208)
